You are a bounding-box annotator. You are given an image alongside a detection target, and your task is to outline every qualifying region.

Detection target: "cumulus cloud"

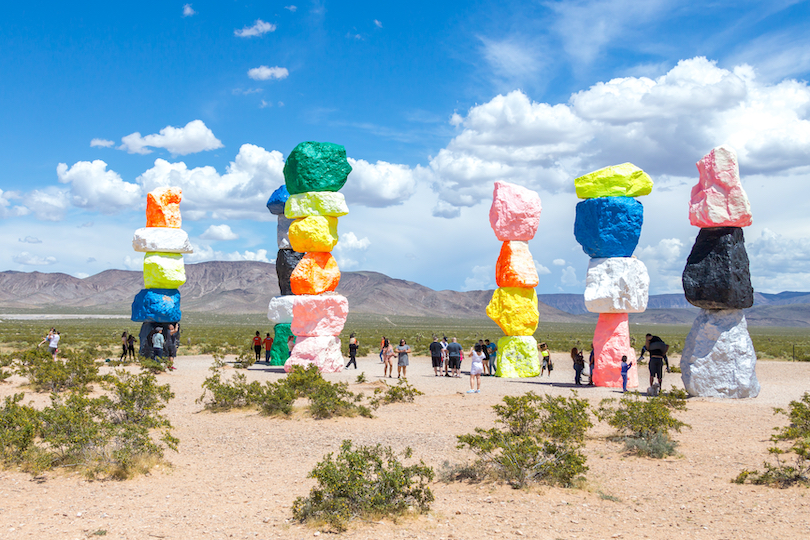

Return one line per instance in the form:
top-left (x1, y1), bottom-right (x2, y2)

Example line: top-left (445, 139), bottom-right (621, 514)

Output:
top-left (333, 232), bottom-right (370, 270)
top-left (285, 5), bottom-right (297, 12)
top-left (374, 19), bottom-right (382, 28)
top-left (535, 261), bottom-right (551, 275)
top-left (461, 265), bottom-right (494, 292)
top-left (552, 258), bottom-right (566, 266)
top-left (200, 224), bottom-right (239, 241)
top-left (119, 120), bottom-right (223, 156)
top-left (57, 160), bottom-right (141, 213)
top-left (343, 158), bottom-right (419, 207)
top-left (746, 228), bottom-right (810, 291)
top-left (19, 236), bottom-right (42, 244)
top-left (90, 138), bottom-right (114, 148)
top-left (234, 19), bottom-right (276, 38)
top-left (480, 36), bottom-right (542, 86)
top-left (0, 189), bottom-right (29, 219)
top-left (13, 252), bottom-right (57, 266)
top-left (247, 66), bottom-right (289, 81)
top-left (182, 4), bottom-right (195, 17)
top-left (186, 245), bottom-right (270, 263)
top-left (26, 187), bottom-right (70, 221)
top-left (560, 266), bottom-right (579, 287)
top-left (636, 238), bottom-right (686, 294)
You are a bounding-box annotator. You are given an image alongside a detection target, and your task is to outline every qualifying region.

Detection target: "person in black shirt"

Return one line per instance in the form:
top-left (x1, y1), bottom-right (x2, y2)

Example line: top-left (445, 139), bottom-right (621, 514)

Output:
top-left (429, 336), bottom-right (443, 376)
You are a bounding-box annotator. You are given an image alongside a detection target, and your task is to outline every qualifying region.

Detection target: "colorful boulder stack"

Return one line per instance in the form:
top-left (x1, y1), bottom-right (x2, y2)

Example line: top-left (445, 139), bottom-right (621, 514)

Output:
top-left (266, 185), bottom-right (298, 366)
top-left (486, 181), bottom-right (542, 377)
top-left (574, 163), bottom-right (653, 389)
top-left (680, 145), bottom-right (759, 398)
top-left (269, 142), bottom-right (351, 373)
top-left (131, 187), bottom-right (191, 354)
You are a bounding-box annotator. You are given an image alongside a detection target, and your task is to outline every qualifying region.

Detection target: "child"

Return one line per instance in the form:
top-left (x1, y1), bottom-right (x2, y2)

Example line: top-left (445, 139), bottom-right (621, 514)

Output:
top-left (621, 355), bottom-right (633, 392)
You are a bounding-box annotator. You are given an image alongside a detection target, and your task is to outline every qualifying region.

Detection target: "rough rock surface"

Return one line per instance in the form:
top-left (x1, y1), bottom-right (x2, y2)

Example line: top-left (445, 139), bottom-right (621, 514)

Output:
top-left (690, 145), bottom-right (752, 228)
top-left (146, 187), bottom-right (182, 228)
top-left (495, 336), bottom-right (540, 378)
top-left (496, 241), bottom-right (539, 288)
top-left (143, 252), bottom-right (186, 289)
top-left (574, 197), bottom-right (643, 258)
top-left (584, 257), bottom-right (649, 313)
top-left (269, 323), bottom-right (294, 366)
top-left (266, 185), bottom-right (290, 215)
top-left (277, 215), bottom-right (294, 250)
top-left (138, 322), bottom-right (159, 357)
top-left (682, 227), bottom-right (753, 309)
top-left (275, 249), bottom-right (305, 296)
top-left (133, 227), bottom-right (193, 254)
top-left (131, 288), bottom-right (181, 322)
top-left (283, 142), bottom-right (352, 195)
top-left (267, 296), bottom-right (295, 325)
top-left (680, 309), bottom-right (760, 398)
top-left (592, 313), bottom-right (638, 388)
top-left (574, 163), bottom-right (653, 199)
top-left (284, 336), bottom-right (343, 373)
top-left (486, 287), bottom-right (539, 336)
top-left (488, 181), bottom-right (542, 241)
top-left (284, 192), bottom-right (349, 218)
top-left (288, 216), bottom-right (339, 253)
top-left (290, 252), bottom-right (341, 295)
top-left (291, 294), bottom-right (349, 337)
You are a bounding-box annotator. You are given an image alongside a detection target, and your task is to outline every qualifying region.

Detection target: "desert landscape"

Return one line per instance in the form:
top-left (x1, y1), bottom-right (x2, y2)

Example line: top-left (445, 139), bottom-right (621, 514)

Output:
top-left (1, 352), bottom-right (809, 540)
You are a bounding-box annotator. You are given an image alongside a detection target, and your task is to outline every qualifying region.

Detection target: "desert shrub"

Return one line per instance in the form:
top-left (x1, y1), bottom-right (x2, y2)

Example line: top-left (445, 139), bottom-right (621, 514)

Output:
top-left (285, 364), bottom-right (327, 395)
top-left (233, 348), bottom-right (255, 369)
top-left (596, 387), bottom-right (689, 458)
top-left (735, 392), bottom-right (810, 487)
top-left (455, 392), bottom-right (590, 488)
top-left (197, 371), bottom-right (259, 411)
top-left (292, 440), bottom-right (434, 532)
top-left (309, 380), bottom-right (372, 419)
top-left (370, 379), bottom-right (424, 408)
top-left (14, 347), bottom-right (101, 392)
top-left (138, 356), bottom-right (166, 374)
top-left (0, 394), bottom-right (41, 466)
top-left (355, 372), bottom-right (367, 383)
top-left (254, 381), bottom-right (297, 416)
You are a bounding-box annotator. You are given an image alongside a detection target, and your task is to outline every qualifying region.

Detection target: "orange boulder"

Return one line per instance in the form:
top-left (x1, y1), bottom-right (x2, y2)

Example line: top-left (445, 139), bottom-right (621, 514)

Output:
top-left (290, 252), bottom-right (341, 295)
top-left (146, 187), bottom-right (182, 228)
top-left (496, 241), bottom-right (539, 288)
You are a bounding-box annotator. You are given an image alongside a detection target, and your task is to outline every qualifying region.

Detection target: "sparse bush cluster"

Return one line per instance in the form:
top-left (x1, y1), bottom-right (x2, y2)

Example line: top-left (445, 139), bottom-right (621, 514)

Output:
top-left (13, 347), bottom-right (102, 392)
top-left (292, 440), bottom-right (434, 532)
top-left (735, 392), bottom-right (810, 487)
top-left (370, 379), bottom-right (424, 407)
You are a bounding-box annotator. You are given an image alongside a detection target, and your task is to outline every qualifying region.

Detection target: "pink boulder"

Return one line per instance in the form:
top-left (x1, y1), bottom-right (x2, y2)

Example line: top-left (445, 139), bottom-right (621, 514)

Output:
top-left (291, 294), bottom-right (348, 337)
top-left (592, 313), bottom-right (638, 389)
top-left (690, 145), bottom-right (752, 228)
top-left (284, 336), bottom-right (344, 373)
top-left (489, 181), bottom-right (542, 241)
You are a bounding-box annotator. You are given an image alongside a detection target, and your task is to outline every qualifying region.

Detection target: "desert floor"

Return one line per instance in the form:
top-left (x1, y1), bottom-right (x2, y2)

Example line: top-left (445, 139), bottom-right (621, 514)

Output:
top-left (1, 353), bottom-right (810, 540)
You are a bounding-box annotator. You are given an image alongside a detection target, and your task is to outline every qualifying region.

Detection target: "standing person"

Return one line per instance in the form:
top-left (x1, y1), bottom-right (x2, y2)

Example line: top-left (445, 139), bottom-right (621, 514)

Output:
top-left (119, 331), bottom-right (129, 362)
top-left (396, 339), bottom-right (411, 378)
top-left (127, 332), bottom-right (137, 361)
top-left (379, 336), bottom-right (388, 363)
top-left (441, 337), bottom-right (449, 376)
top-left (252, 331), bottom-right (262, 362)
top-left (479, 339), bottom-right (491, 376)
top-left (467, 343), bottom-right (485, 393)
top-left (486, 339), bottom-right (497, 376)
top-left (639, 333), bottom-right (670, 381)
top-left (539, 342), bottom-right (551, 377)
top-left (382, 340), bottom-right (395, 378)
top-left (38, 328), bottom-right (60, 359)
top-left (621, 355), bottom-right (633, 392)
top-left (429, 336), bottom-right (443, 376)
top-left (165, 324), bottom-right (178, 370)
top-left (263, 333), bottom-right (274, 363)
top-left (571, 347), bottom-right (585, 385)
top-left (588, 343), bottom-right (596, 385)
top-left (152, 327), bottom-right (165, 361)
top-left (346, 333), bottom-right (359, 369)
top-left (447, 337), bottom-right (462, 378)
top-left (37, 328), bottom-right (55, 349)
top-left (287, 334), bottom-right (295, 352)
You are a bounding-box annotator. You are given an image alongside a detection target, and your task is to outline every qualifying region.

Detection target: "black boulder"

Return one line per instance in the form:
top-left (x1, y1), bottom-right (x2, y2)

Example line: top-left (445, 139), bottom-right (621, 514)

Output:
top-left (682, 227), bottom-right (754, 309)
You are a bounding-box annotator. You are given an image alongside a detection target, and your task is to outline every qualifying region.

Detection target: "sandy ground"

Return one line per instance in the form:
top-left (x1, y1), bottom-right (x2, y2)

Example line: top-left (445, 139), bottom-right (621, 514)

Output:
top-left (1, 352), bottom-right (810, 540)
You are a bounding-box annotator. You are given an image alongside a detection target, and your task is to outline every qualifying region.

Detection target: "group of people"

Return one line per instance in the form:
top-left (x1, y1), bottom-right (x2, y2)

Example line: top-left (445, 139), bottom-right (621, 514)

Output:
top-left (145, 324), bottom-right (180, 370)
top-left (119, 331), bottom-right (138, 361)
top-left (376, 336), bottom-right (413, 378)
top-left (36, 328), bottom-right (60, 359)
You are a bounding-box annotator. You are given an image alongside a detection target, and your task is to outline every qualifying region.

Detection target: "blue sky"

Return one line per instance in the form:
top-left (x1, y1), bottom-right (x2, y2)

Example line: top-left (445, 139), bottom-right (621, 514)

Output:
top-left (2, 0), bottom-right (810, 295)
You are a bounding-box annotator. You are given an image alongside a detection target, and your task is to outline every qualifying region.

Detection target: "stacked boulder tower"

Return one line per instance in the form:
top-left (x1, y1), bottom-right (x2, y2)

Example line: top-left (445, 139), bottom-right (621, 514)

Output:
top-left (130, 187), bottom-right (192, 354)
top-left (486, 181), bottom-right (542, 378)
top-left (266, 185), bottom-right (298, 366)
top-left (573, 164), bottom-right (653, 389)
top-left (267, 142), bottom-right (351, 373)
top-left (680, 145), bottom-right (759, 398)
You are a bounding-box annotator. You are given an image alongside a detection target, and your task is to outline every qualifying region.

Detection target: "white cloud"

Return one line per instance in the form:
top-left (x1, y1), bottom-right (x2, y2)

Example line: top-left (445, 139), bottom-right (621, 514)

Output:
top-left (90, 138), bottom-right (114, 148)
top-left (534, 261), bottom-right (551, 275)
top-left (13, 252), bottom-right (57, 266)
top-left (747, 228), bottom-right (810, 291)
top-left (75, 272), bottom-right (89, 279)
top-left (560, 266), bottom-right (579, 287)
top-left (200, 224), bottom-right (239, 241)
top-left (186, 245), bottom-right (270, 263)
top-left (57, 160), bottom-right (142, 213)
top-left (19, 236), bottom-right (41, 244)
top-left (431, 200), bottom-right (460, 219)
top-left (0, 189), bottom-right (29, 219)
top-left (343, 158), bottom-right (419, 207)
top-left (333, 232), bottom-right (371, 270)
top-left (247, 66), bottom-right (289, 81)
top-left (338, 231), bottom-right (371, 250)
top-left (480, 36), bottom-right (542, 86)
top-left (461, 265), bottom-right (494, 292)
top-left (260, 100), bottom-right (271, 109)
top-left (232, 88), bottom-right (262, 95)
top-left (285, 5), bottom-right (297, 12)
top-left (635, 238), bottom-right (686, 294)
top-left (374, 19), bottom-right (382, 28)
top-left (26, 186), bottom-right (70, 221)
top-left (234, 20), bottom-right (276, 38)
top-left (182, 4), bottom-right (196, 17)
top-left (552, 258), bottom-right (566, 266)
top-left (119, 120), bottom-right (223, 156)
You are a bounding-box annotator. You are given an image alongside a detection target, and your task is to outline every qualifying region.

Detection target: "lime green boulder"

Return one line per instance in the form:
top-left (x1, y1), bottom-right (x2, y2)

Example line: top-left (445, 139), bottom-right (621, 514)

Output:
top-left (270, 323), bottom-right (295, 366)
top-left (143, 252), bottom-right (186, 289)
top-left (284, 142), bottom-right (352, 195)
top-left (495, 336), bottom-right (540, 378)
top-left (284, 191), bottom-right (349, 218)
top-left (574, 163), bottom-right (653, 199)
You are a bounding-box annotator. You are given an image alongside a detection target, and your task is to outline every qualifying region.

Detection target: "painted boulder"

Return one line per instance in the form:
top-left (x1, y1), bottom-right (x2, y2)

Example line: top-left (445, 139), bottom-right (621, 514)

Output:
top-left (285, 336), bottom-right (344, 373)
top-left (276, 249), bottom-right (305, 296)
top-left (267, 295), bottom-right (295, 325)
top-left (682, 227), bottom-right (753, 310)
top-left (495, 336), bottom-right (540, 378)
top-left (269, 323), bottom-right (295, 366)
top-left (489, 181), bottom-right (542, 241)
top-left (131, 288), bottom-right (181, 322)
top-left (277, 215), bottom-right (294, 250)
top-left (592, 313), bottom-right (638, 389)
top-left (496, 241), bottom-right (539, 288)
top-left (266, 184), bottom-right (290, 215)
top-left (690, 145), bottom-right (752, 228)
top-left (284, 192), bottom-right (349, 218)
top-left (283, 142), bottom-right (352, 195)
top-left (132, 227), bottom-right (193, 254)
top-left (291, 294), bottom-right (349, 337)
top-left (290, 252), bottom-right (341, 295)
top-left (146, 187), bottom-right (182, 228)
top-left (288, 216), bottom-right (339, 253)
top-left (574, 197), bottom-right (643, 258)
top-left (143, 252), bottom-right (186, 289)
top-left (486, 287), bottom-right (539, 336)
top-left (574, 163), bottom-right (653, 199)
top-left (584, 257), bottom-right (649, 313)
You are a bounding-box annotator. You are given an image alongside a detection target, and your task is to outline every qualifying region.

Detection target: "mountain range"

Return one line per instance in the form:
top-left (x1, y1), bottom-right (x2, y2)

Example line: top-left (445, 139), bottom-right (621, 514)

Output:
top-left (1, 261), bottom-right (809, 327)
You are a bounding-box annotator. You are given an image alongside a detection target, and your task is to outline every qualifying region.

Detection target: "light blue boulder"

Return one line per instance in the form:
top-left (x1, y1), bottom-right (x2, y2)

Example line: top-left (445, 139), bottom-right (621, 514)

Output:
top-left (131, 288), bottom-right (181, 322)
top-left (574, 197), bottom-right (643, 258)
top-left (266, 185), bottom-right (290, 215)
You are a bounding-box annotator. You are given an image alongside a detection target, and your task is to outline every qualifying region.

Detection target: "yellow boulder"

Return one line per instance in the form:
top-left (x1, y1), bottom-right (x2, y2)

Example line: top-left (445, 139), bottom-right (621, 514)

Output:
top-left (143, 252), bottom-right (186, 289)
top-left (288, 216), bottom-right (339, 253)
top-left (486, 287), bottom-right (539, 336)
top-left (574, 163), bottom-right (653, 199)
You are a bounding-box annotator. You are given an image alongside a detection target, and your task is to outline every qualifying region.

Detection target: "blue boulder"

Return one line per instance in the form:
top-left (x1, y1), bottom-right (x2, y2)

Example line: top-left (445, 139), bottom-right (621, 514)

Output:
top-left (131, 288), bottom-right (181, 322)
top-left (574, 197), bottom-right (643, 258)
top-left (266, 185), bottom-right (290, 215)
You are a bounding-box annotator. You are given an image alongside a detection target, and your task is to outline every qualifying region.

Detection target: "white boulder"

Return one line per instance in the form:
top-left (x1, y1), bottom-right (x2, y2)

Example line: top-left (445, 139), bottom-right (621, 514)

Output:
top-left (267, 295), bottom-right (295, 324)
top-left (680, 309), bottom-right (760, 398)
top-left (133, 228), bottom-right (193, 253)
top-left (584, 257), bottom-right (649, 313)
top-left (277, 215), bottom-right (294, 250)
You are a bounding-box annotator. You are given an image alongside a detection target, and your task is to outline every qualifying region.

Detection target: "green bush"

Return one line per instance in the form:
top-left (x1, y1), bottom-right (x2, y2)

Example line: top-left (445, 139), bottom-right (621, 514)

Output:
top-left (309, 381), bottom-right (372, 419)
top-left (596, 387), bottom-right (689, 458)
top-left (735, 392), bottom-right (810, 487)
top-left (14, 347), bottom-right (101, 392)
top-left (292, 440), bottom-right (434, 532)
top-left (0, 394), bottom-right (41, 467)
top-left (233, 348), bottom-right (256, 369)
top-left (370, 379), bottom-right (424, 408)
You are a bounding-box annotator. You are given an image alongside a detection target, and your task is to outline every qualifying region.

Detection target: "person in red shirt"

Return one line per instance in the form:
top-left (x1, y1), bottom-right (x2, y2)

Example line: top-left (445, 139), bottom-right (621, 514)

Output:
top-left (252, 331), bottom-right (262, 362)
top-left (263, 333), bottom-right (274, 363)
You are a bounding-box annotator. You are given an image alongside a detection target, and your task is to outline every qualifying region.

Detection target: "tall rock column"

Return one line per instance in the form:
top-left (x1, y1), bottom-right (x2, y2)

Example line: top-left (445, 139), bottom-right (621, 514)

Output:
top-left (265, 185), bottom-right (298, 366)
top-left (130, 187), bottom-right (192, 355)
top-left (280, 142), bottom-right (351, 373)
top-left (573, 164), bottom-right (653, 388)
top-left (680, 145), bottom-right (759, 398)
top-left (486, 181), bottom-right (542, 378)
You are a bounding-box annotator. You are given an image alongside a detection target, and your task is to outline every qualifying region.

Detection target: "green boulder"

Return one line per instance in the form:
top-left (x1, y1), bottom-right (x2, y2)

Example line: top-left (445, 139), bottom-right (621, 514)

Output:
top-left (270, 323), bottom-right (295, 366)
top-left (283, 142), bottom-right (352, 194)
top-left (574, 163), bottom-right (653, 199)
top-left (495, 336), bottom-right (540, 378)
